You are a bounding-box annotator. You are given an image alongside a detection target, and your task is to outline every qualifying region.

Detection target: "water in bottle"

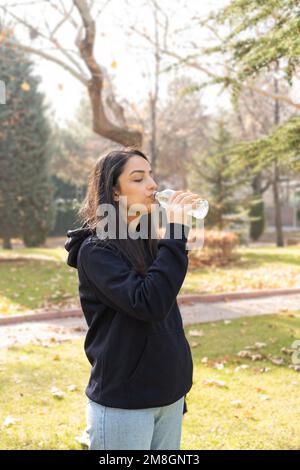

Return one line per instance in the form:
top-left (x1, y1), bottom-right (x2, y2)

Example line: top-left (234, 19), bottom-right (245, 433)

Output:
top-left (153, 188), bottom-right (209, 220)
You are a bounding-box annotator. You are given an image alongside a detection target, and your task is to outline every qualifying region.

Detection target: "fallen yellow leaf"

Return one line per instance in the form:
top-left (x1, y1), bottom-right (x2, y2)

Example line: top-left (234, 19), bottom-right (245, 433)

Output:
top-left (20, 81), bottom-right (30, 92)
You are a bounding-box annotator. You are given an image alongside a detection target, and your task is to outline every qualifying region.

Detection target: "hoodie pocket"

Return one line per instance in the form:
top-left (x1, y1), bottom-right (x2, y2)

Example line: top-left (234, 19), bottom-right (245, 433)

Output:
top-left (126, 335), bottom-right (150, 383)
top-left (125, 331), bottom-right (193, 393)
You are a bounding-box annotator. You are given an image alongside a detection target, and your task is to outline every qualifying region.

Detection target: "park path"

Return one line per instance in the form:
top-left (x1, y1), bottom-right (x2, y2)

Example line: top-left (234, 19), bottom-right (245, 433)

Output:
top-left (1, 293), bottom-right (300, 348)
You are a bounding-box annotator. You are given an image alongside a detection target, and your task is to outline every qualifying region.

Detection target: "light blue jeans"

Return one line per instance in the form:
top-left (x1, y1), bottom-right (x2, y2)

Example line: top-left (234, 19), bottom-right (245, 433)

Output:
top-left (86, 396), bottom-right (185, 450)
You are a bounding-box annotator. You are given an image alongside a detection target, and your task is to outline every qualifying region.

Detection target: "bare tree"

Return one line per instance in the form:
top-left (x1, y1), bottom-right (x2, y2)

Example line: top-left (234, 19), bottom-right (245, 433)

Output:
top-left (147, 0), bottom-right (163, 176)
top-left (0, 0), bottom-right (142, 146)
top-left (130, 14), bottom-right (300, 111)
top-left (120, 0), bottom-right (170, 175)
top-left (155, 76), bottom-right (209, 189)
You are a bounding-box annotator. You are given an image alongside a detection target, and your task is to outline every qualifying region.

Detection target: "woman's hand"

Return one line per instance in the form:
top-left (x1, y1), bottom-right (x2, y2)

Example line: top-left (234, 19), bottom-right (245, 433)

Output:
top-left (165, 190), bottom-right (200, 226)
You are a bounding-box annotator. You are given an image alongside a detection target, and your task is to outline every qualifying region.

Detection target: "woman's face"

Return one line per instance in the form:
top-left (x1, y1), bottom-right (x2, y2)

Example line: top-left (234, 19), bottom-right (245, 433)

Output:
top-left (113, 156), bottom-right (158, 223)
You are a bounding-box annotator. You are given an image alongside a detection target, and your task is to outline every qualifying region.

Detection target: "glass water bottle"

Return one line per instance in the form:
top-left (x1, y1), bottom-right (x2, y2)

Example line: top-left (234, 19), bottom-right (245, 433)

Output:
top-left (153, 188), bottom-right (209, 220)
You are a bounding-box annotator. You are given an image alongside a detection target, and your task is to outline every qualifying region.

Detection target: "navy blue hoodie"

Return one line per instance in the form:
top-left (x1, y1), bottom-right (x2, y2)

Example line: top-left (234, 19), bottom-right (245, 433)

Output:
top-left (65, 222), bottom-right (193, 415)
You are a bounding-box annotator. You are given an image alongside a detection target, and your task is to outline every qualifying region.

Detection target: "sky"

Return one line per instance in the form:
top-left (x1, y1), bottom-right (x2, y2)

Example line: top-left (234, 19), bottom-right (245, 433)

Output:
top-left (3, 0), bottom-right (232, 125)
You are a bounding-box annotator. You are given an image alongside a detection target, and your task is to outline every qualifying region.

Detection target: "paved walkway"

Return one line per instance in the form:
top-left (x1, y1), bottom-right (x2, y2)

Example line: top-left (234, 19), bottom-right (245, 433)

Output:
top-left (1, 294), bottom-right (300, 348)
top-left (181, 293), bottom-right (300, 324)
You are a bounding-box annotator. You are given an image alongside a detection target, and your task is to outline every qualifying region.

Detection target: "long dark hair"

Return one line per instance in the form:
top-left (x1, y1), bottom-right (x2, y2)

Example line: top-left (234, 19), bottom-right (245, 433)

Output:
top-left (79, 147), bottom-right (158, 277)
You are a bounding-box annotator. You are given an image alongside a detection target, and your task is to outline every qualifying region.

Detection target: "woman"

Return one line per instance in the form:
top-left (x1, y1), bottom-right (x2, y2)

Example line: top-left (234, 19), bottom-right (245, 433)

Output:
top-left (65, 147), bottom-right (198, 450)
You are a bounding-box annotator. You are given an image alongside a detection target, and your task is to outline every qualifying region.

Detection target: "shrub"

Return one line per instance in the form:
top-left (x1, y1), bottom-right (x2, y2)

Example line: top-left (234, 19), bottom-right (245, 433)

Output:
top-left (187, 229), bottom-right (239, 268)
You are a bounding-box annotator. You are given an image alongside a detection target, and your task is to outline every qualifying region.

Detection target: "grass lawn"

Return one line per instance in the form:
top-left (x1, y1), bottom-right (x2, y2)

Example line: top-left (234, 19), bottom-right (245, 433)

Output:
top-left (0, 312), bottom-right (299, 450)
top-left (0, 245), bottom-right (300, 315)
top-left (184, 245), bottom-right (300, 294)
top-left (0, 248), bottom-right (77, 315)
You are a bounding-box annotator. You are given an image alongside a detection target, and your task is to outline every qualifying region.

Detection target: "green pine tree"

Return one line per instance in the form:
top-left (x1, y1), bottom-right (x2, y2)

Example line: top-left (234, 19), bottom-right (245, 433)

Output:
top-left (0, 28), bottom-right (55, 248)
top-left (189, 118), bottom-right (249, 231)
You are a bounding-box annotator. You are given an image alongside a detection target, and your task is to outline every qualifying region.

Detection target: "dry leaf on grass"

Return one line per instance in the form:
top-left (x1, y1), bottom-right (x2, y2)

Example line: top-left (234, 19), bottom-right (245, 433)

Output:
top-left (289, 365), bottom-right (300, 372)
top-left (245, 342), bottom-right (267, 350)
top-left (75, 431), bottom-right (90, 449)
top-left (234, 364), bottom-right (250, 372)
top-left (260, 395), bottom-right (270, 401)
top-left (242, 410), bottom-right (259, 421)
top-left (268, 356), bottom-right (285, 366)
top-left (255, 367), bottom-right (272, 373)
top-left (50, 387), bottom-right (65, 399)
top-left (251, 354), bottom-right (265, 361)
top-left (255, 387), bottom-right (268, 394)
top-left (281, 347), bottom-right (297, 355)
top-left (231, 400), bottom-right (243, 408)
top-left (3, 416), bottom-right (19, 428)
top-left (255, 342), bottom-right (267, 349)
top-left (189, 329), bottom-right (204, 337)
top-left (202, 379), bottom-right (228, 388)
top-left (213, 362), bottom-right (225, 370)
top-left (237, 351), bottom-right (264, 361)
top-left (237, 350), bottom-right (253, 358)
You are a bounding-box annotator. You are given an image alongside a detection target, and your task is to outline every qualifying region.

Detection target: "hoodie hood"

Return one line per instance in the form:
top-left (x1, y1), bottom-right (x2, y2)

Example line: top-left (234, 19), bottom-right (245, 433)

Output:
top-left (65, 215), bottom-right (148, 268)
top-left (65, 224), bottom-right (93, 268)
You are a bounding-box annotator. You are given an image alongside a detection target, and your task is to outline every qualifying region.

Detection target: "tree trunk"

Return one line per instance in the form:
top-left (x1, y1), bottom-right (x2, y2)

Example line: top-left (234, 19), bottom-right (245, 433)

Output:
top-left (249, 173), bottom-right (265, 241)
top-left (273, 162), bottom-right (284, 246)
top-left (149, 93), bottom-right (158, 175)
top-left (3, 236), bottom-right (12, 249)
top-left (273, 62), bottom-right (284, 247)
top-left (148, 3), bottom-right (160, 175)
top-left (74, 0), bottom-right (143, 147)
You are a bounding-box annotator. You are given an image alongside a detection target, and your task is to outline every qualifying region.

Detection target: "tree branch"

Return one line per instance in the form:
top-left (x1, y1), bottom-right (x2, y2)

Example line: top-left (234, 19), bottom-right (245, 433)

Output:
top-left (73, 0), bottom-right (142, 146)
top-left (0, 4), bottom-right (87, 77)
top-left (2, 0), bottom-right (142, 147)
top-left (3, 38), bottom-right (88, 85)
top-left (130, 25), bottom-right (300, 110)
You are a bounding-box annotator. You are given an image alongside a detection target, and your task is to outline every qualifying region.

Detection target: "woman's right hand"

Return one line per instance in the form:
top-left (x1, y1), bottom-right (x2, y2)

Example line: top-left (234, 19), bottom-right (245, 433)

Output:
top-left (165, 190), bottom-right (200, 225)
